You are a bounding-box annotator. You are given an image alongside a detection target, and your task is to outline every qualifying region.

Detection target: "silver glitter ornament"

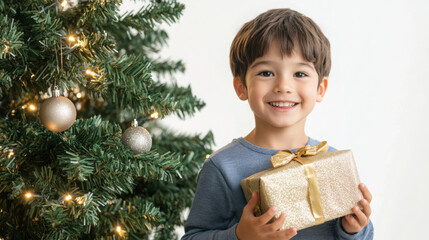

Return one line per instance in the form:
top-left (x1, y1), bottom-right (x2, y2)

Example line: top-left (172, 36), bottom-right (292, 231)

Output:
top-left (39, 87), bottom-right (76, 132)
top-left (122, 119), bottom-right (152, 153)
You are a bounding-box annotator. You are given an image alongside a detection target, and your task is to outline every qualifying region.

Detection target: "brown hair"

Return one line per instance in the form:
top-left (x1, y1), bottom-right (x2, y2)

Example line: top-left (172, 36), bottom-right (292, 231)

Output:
top-left (229, 8), bottom-right (331, 88)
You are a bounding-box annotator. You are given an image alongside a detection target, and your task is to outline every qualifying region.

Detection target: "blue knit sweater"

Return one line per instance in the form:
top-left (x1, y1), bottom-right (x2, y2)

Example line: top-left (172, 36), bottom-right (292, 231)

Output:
top-left (182, 137), bottom-right (374, 240)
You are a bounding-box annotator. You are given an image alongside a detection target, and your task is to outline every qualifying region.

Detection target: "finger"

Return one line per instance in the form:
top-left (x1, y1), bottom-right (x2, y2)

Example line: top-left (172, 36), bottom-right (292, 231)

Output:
top-left (262, 212), bottom-right (286, 232)
top-left (352, 206), bottom-right (369, 226)
top-left (268, 227), bottom-right (297, 239)
top-left (244, 191), bottom-right (259, 215)
top-left (254, 206), bottom-right (277, 226)
top-left (359, 183), bottom-right (372, 203)
top-left (283, 227), bottom-right (298, 239)
top-left (360, 199), bottom-right (372, 217)
top-left (344, 214), bottom-right (361, 230)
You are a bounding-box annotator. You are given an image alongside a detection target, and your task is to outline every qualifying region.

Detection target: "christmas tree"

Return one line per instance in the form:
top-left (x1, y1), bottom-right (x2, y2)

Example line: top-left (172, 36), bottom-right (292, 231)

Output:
top-left (0, 0), bottom-right (213, 239)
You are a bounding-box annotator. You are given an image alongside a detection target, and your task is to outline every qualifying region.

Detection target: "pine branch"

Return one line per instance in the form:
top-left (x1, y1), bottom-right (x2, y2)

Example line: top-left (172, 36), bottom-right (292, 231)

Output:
top-left (151, 58), bottom-right (185, 77)
top-left (97, 197), bottom-right (160, 239)
top-left (149, 82), bottom-right (206, 119)
top-left (76, 0), bottom-right (120, 30)
top-left (119, 0), bottom-right (185, 32)
top-left (87, 54), bottom-right (155, 115)
top-left (0, 69), bottom-right (12, 96)
top-left (0, 16), bottom-right (24, 59)
top-left (110, 28), bottom-right (170, 56)
top-left (151, 125), bottom-right (214, 179)
top-left (64, 31), bottom-right (116, 62)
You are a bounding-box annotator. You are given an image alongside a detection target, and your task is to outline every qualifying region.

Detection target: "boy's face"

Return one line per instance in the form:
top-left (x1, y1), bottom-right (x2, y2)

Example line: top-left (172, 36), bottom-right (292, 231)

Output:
top-left (233, 41), bottom-right (327, 130)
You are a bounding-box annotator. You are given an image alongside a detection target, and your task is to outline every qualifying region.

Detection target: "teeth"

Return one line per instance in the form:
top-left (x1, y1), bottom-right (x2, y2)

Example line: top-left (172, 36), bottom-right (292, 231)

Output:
top-left (270, 102), bottom-right (297, 107)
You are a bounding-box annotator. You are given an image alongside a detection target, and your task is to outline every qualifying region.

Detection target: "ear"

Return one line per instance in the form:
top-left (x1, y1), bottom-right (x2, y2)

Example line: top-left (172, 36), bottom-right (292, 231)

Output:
top-left (316, 77), bottom-right (328, 103)
top-left (233, 76), bottom-right (248, 101)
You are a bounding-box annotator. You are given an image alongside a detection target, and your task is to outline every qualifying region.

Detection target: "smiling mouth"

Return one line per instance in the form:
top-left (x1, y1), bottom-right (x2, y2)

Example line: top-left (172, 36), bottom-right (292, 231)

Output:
top-left (268, 102), bottom-right (298, 107)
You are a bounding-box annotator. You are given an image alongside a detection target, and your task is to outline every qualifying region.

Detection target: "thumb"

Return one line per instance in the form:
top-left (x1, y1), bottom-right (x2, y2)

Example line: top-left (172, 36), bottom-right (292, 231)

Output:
top-left (245, 191), bottom-right (259, 214)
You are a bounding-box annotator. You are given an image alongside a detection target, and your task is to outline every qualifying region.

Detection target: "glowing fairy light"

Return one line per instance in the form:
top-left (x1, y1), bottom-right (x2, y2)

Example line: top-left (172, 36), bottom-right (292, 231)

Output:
top-left (61, 0), bottom-right (67, 7)
top-left (67, 36), bottom-right (85, 49)
top-left (150, 111), bottom-right (159, 119)
top-left (86, 69), bottom-right (95, 76)
top-left (7, 150), bottom-right (14, 159)
top-left (76, 92), bottom-right (82, 98)
top-left (85, 69), bottom-right (100, 78)
top-left (21, 104), bottom-right (37, 111)
top-left (25, 192), bottom-right (33, 199)
top-left (115, 225), bottom-right (125, 236)
top-left (68, 36), bottom-right (76, 42)
top-left (28, 104), bottom-right (37, 111)
top-left (64, 194), bottom-right (72, 201)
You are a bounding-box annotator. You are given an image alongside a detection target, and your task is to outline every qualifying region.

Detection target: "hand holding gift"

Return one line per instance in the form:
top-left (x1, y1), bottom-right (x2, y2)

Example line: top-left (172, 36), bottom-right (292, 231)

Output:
top-left (341, 183), bottom-right (373, 234)
top-left (236, 191), bottom-right (297, 240)
top-left (240, 141), bottom-right (367, 231)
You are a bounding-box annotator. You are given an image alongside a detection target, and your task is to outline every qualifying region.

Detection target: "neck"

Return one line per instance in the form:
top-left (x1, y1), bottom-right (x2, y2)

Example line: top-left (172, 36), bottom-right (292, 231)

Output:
top-left (244, 117), bottom-right (308, 150)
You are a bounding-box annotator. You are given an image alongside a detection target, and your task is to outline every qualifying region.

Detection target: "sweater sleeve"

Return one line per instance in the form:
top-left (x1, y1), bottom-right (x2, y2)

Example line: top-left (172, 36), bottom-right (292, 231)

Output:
top-left (181, 159), bottom-right (239, 240)
top-left (335, 218), bottom-right (374, 240)
top-left (329, 145), bottom-right (375, 239)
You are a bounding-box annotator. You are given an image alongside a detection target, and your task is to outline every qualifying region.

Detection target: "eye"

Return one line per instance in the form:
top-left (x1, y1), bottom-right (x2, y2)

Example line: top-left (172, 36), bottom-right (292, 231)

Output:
top-left (294, 72), bottom-right (308, 78)
top-left (258, 71), bottom-right (274, 77)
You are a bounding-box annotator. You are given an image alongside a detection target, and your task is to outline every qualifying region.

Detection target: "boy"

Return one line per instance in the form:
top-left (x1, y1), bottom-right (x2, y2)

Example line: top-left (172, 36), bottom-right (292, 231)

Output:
top-left (182, 8), bottom-right (374, 240)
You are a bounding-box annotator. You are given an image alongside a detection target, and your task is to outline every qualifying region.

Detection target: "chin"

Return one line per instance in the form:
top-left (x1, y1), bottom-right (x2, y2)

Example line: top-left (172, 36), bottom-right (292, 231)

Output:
top-left (270, 122), bottom-right (298, 129)
top-left (269, 117), bottom-right (306, 129)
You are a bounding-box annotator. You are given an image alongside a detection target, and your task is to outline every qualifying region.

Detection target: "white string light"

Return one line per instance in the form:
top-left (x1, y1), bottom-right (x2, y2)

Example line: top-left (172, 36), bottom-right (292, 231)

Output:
top-left (85, 69), bottom-right (101, 78)
top-left (24, 192), bottom-right (33, 199)
top-left (28, 104), bottom-right (37, 111)
top-left (115, 225), bottom-right (125, 236)
top-left (66, 34), bottom-right (86, 50)
top-left (68, 36), bottom-right (76, 42)
top-left (64, 194), bottom-right (72, 201)
top-left (150, 111), bottom-right (159, 119)
top-left (7, 149), bottom-right (14, 159)
top-left (21, 190), bottom-right (126, 236)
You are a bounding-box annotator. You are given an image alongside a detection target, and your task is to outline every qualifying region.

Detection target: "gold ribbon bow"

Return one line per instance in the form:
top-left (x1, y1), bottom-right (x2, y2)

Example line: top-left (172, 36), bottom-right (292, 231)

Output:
top-left (270, 141), bottom-right (329, 225)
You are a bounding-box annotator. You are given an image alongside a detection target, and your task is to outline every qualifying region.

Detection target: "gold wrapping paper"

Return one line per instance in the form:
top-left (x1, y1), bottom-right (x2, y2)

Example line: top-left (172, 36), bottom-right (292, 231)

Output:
top-left (240, 148), bottom-right (363, 231)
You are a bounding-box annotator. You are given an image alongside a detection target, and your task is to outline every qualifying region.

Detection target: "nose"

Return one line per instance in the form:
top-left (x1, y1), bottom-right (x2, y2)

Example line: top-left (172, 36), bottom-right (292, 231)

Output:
top-left (273, 74), bottom-right (293, 93)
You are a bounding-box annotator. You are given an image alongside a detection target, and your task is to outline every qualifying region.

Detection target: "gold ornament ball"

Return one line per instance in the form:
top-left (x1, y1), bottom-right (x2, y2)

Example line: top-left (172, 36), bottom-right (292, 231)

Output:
top-left (39, 96), bottom-right (77, 132)
top-left (122, 125), bottom-right (152, 153)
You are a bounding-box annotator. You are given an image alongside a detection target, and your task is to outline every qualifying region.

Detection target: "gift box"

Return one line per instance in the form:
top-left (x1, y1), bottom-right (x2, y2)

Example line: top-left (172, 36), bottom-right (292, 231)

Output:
top-left (240, 141), bottom-right (363, 231)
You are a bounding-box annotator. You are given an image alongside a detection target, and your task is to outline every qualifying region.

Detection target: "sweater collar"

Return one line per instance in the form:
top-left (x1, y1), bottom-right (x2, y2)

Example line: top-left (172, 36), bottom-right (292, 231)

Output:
top-left (236, 136), bottom-right (319, 155)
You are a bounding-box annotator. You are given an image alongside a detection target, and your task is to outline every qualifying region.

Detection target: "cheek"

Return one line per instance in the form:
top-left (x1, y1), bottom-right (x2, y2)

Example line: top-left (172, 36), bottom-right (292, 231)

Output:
top-left (301, 83), bottom-right (319, 100)
top-left (248, 85), bottom-right (268, 104)
top-left (247, 90), bottom-right (261, 107)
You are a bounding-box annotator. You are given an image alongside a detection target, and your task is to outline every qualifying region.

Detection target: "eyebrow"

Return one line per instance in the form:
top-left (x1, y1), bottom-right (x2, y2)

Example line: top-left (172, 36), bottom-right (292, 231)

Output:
top-left (250, 60), bottom-right (315, 70)
top-left (297, 62), bottom-right (315, 70)
top-left (249, 60), bottom-right (274, 69)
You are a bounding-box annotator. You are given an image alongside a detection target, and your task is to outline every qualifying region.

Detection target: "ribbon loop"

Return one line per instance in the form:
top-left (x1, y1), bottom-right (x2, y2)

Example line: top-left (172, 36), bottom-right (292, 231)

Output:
top-left (270, 141), bottom-right (328, 168)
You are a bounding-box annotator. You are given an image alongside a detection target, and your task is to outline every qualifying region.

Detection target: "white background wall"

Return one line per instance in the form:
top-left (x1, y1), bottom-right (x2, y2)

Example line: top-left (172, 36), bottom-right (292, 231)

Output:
top-left (122, 0), bottom-right (429, 239)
